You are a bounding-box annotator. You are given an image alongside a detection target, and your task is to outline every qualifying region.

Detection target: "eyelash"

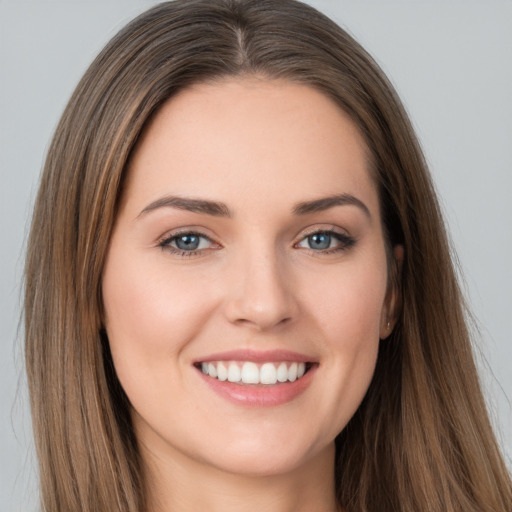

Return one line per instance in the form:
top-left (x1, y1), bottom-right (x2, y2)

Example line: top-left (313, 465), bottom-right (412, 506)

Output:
top-left (295, 228), bottom-right (356, 255)
top-left (158, 230), bottom-right (216, 258)
top-left (157, 228), bottom-right (356, 257)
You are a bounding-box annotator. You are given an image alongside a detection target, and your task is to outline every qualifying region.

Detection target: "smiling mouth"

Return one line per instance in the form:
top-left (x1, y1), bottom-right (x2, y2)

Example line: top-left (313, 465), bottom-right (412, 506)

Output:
top-left (194, 361), bottom-right (314, 385)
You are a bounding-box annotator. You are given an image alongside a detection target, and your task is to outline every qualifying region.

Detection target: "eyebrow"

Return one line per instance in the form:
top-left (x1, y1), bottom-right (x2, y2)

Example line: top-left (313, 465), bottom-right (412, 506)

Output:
top-left (137, 193), bottom-right (371, 219)
top-left (292, 194), bottom-right (371, 219)
top-left (138, 196), bottom-right (232, 218)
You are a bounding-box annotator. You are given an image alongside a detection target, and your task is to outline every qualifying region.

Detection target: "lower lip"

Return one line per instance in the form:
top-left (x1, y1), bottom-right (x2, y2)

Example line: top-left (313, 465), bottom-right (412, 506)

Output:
top-left (196, 365), bottom-right (317, 407)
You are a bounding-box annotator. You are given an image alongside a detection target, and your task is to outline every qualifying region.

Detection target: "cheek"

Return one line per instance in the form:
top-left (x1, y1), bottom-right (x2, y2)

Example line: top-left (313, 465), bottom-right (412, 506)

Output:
top-left (302, 256), bottom-right (388, 344)
top-left (298, 252), bottom-right (387, 429)
top-left (101, 247), bottom-right (219, 372)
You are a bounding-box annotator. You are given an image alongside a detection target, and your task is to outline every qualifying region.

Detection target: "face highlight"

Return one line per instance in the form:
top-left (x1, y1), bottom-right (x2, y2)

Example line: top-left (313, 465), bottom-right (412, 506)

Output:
top-left (102, 79), bottom-right (396, 478)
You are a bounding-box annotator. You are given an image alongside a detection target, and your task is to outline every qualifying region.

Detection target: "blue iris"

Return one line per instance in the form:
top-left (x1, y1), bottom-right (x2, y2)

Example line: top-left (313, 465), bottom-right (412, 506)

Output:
top-left (175, 234), bottom-right (200, 250)
top-left (308, 232), bottom-right (331, 250)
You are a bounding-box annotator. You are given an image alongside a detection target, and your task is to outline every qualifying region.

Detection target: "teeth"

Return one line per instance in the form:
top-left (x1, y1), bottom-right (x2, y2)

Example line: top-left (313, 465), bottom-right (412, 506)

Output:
top-left (227, 362), bottom-right (241, 382)
top-left (199, 361), bottom-right (308, 385)
top-left (260, 363), bottom-right (277, 385)
top-left (277, 362), bottom-right (288, 382)
top-left (288, 362), bottom-right (298, 382)
top-left (241, 362), bottom-right (259, 384)
top-left (217, 361), bottom-right (228, 381)
top-left (207, 363), bottom-right (217, 378)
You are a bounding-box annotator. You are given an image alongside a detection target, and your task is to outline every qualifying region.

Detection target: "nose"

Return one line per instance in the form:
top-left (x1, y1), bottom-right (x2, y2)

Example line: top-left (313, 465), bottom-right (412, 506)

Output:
top-left (223, 250), bottom-right (299, 331)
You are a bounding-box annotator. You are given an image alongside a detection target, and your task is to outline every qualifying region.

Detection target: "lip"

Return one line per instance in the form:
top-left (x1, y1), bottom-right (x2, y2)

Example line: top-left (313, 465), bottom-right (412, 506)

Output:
top-left (193, 349), bottom-right (315, 364)
top-left (193, 349), bottom-right (318, 407)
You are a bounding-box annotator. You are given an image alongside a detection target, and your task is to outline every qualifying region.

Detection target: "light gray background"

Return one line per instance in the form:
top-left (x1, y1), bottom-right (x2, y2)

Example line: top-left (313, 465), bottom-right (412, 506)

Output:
top-left (1, 1), bottom-right (511, 510)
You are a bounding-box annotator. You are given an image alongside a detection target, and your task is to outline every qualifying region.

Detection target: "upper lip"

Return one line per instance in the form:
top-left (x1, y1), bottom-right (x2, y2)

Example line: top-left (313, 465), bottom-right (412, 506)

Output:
top-left (194, 349), bottom-right (317, 364)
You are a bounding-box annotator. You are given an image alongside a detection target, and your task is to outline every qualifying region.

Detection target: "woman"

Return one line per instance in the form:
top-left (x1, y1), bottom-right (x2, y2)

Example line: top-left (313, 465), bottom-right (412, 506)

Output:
top-left (24, 1), bottom-right (512, 511)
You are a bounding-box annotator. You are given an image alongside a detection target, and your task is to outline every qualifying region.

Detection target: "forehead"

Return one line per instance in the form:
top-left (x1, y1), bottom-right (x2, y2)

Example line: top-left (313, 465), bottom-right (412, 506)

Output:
top-left (122, 78), bottom-right (378, 217)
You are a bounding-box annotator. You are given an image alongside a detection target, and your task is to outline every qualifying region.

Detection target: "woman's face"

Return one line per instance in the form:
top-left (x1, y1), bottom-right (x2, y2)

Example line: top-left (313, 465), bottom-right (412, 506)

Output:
top-left (102, 78), bottom-right (395, 477)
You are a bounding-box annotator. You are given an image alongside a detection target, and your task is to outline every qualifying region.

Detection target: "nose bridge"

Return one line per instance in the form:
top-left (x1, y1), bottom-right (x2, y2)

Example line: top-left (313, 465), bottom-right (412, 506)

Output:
top-left (224, 238), bottom-right (297, 330)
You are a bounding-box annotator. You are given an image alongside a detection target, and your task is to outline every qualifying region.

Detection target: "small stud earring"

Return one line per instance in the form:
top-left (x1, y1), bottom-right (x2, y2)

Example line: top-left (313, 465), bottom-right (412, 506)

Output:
top-left (386, 321), bottom-right (391, 330)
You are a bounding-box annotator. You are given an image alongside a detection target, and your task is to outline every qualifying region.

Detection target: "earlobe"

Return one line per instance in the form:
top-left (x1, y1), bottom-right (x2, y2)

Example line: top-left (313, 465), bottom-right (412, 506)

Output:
top-left (380, 244), bottom-right (404, 339)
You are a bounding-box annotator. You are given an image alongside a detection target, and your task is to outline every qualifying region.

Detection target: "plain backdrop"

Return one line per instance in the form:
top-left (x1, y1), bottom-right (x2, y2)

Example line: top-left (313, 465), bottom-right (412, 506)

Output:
top-left (1, 1), bottom-right (511, 510)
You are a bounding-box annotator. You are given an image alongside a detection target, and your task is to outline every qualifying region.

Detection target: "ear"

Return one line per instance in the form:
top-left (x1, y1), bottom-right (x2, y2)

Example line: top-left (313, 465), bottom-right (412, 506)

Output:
top-left (379, 244), bottom-right (404, 339)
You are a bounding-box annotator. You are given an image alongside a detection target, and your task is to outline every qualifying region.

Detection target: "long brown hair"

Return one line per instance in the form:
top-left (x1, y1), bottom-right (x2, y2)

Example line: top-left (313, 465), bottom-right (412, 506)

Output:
top-left (24, 1), bottom-right (512, 511)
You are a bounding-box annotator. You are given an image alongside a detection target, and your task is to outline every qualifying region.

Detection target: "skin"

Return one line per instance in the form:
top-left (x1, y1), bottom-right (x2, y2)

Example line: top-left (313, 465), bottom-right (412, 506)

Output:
top-left (102, 78), bottom-right (399, 512)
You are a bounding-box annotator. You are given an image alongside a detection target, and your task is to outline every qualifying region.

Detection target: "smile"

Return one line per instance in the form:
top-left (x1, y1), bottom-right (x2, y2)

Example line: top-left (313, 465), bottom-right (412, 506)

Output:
top-left (198, 361), bottom-right (310, 385)
top-left (193, 350), bottom-right (317, 406)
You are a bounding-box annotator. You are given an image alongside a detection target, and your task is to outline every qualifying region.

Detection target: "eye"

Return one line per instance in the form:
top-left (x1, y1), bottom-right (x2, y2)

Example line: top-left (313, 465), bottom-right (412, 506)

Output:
top-left (159, 231), bottom-right (216, 255)
top-left (296, 230), bottom-right (355, 253)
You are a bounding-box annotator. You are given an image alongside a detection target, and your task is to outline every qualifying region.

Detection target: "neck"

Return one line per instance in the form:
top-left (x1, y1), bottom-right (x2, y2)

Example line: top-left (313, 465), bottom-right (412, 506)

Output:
top-left (142, 440), bottom-right (339, 512)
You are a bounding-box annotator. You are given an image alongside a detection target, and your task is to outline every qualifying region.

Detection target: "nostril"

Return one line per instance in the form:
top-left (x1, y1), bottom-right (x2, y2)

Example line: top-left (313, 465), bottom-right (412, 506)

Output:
top-left (223, 265), bottom-right (299, 330)
top-left (232, 314), bottom-right (293, 331)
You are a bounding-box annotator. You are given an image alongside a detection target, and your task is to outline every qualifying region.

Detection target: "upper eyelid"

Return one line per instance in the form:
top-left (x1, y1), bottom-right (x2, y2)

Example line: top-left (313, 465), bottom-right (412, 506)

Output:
top-left (158, 231), bottom-right (219, 257)
top-left (156, 224), bottom-right (352, 246)
top-left (157, 228), bottom-right (216, 245)
top-left (155, 223), bottom-right (354, 245)
top-left (159, 227), bottom-right (346, 240)
top-left (164, 232), bottom-right (212, 243)
top-left (295, 224), bottom-right (351, 241)
top-left (295, 230), bottom-right (354, 247)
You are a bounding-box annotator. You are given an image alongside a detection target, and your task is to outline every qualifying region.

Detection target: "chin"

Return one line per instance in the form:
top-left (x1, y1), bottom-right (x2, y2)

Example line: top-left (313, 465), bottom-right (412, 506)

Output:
top-left (192, 431), bottom-right (335, 478)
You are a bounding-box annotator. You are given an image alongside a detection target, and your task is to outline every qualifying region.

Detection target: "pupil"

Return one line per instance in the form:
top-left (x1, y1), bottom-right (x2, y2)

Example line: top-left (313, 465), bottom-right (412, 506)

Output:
top-left (176, 235), bottom-right (199, 250)
top-left (310, 233), bottom-right (330, 250)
